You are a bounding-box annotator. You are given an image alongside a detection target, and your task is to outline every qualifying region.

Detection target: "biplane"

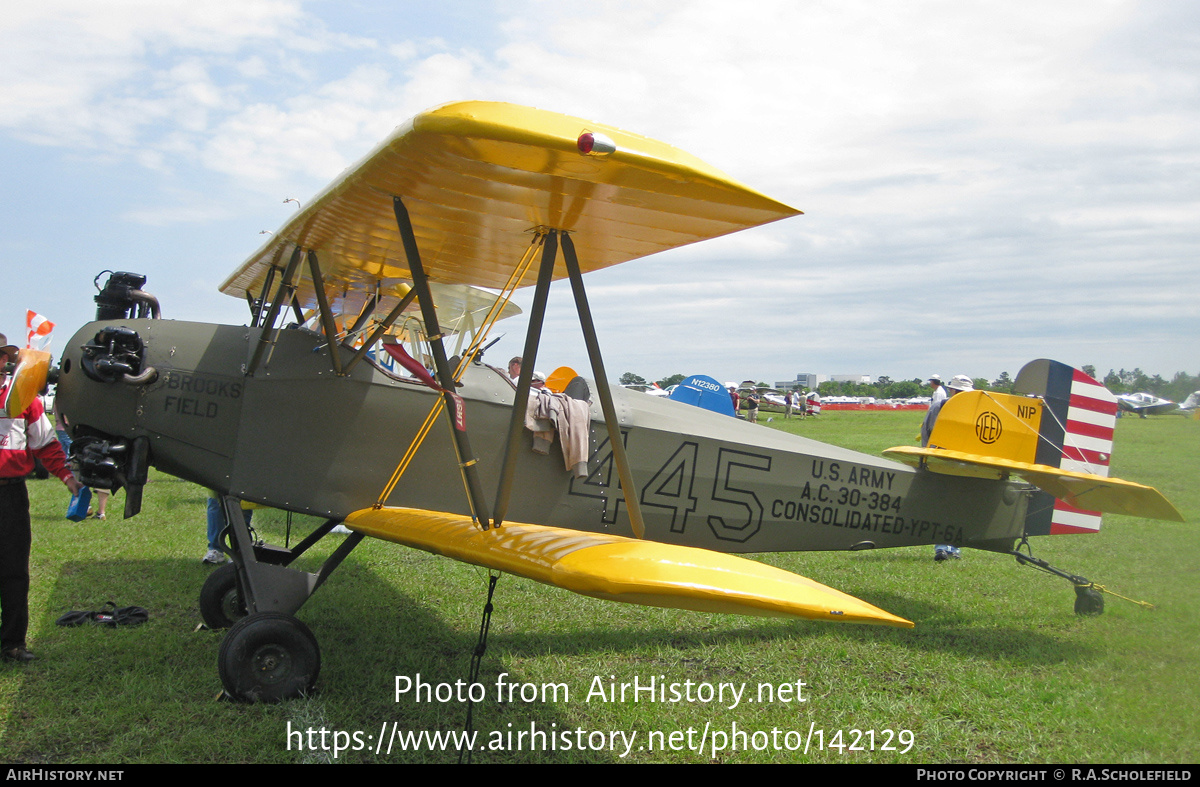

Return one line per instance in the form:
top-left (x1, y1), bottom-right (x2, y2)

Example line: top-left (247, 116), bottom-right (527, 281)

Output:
top-left (44, 102), bottom-right (1181, 702)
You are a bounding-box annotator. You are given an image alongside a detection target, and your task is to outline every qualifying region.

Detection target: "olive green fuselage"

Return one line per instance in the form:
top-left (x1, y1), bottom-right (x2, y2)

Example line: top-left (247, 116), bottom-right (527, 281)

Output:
top-left (57, 319), bottom-right (1029, 553)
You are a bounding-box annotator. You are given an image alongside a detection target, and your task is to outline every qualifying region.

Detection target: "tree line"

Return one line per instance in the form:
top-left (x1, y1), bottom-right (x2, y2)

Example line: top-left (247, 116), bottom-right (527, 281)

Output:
top-left (1093, 367), bottom-right (1200, 401)
top-left (619, 368), bottom-right (1200, 403)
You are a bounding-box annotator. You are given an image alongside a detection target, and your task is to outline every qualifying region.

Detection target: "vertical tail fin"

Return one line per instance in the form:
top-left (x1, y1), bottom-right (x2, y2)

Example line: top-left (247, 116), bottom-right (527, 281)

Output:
top-left (1013, 360), bottom-right (1117, 535)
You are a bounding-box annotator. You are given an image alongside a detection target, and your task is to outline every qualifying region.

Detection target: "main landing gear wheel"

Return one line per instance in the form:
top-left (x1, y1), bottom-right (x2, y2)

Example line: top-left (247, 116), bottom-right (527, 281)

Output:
top-left (217, 612), bottom-right (320, 702)
top-left (199, 563), bottom-right (247, 629)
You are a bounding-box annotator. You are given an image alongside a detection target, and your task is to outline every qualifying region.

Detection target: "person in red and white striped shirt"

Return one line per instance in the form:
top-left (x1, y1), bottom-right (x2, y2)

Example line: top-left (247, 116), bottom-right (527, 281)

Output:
top-left (1, 335), bottom-right (81, 663)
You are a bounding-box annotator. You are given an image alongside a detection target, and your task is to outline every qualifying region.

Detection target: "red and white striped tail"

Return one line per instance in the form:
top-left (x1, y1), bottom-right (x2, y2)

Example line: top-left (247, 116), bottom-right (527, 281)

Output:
top-left (1052, 370), bottom-right (1117, 533)
top-left (1061, 369), bottom-right (1117, 476)
top-left (1014, 361), bottom-right (1118, 535)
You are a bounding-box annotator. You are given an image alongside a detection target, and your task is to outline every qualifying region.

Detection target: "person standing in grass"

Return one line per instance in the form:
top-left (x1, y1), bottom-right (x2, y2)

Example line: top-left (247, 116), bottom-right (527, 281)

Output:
top-left (0, 335), bottom-right (82, 663)
top-left (204, 492), bottom-right (253, 565)
top-left (921, 373), bottom-right (974, 561)
top-left (744, 389), bottom-right (761, 423)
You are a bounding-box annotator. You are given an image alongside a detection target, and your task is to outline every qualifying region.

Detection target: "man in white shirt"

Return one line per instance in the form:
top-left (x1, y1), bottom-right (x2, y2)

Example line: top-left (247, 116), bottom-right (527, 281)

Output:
top-left (929, 374), bottom-right (947, 406)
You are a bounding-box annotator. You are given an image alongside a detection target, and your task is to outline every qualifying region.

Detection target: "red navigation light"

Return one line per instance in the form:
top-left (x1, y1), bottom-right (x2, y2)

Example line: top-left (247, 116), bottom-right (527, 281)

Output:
top-left (577, 131), bottom-right (616, 156)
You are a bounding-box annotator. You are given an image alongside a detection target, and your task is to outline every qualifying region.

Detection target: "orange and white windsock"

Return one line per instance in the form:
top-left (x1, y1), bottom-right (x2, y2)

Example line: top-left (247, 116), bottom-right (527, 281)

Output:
top-left (26, 311), bottom-right (55, 351)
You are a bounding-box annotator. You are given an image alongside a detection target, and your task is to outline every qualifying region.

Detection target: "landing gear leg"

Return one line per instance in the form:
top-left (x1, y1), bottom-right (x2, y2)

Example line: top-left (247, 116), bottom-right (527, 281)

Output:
top-left (207, 495), bottom-right (364, 701)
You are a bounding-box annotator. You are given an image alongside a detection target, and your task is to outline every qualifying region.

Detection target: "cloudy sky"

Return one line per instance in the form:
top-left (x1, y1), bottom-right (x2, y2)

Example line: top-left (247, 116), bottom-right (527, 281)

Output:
top-left (3, 0), bottom-right (1197, 385)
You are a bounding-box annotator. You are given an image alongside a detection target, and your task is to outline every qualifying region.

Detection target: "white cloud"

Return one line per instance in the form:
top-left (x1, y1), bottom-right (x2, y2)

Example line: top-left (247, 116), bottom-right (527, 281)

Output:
top-left (3, 0), bottom-right (1198, 381)
top-left (0, 0), bottom-right (365, 150)
top-left (121, 202), bottom-right (233, 226)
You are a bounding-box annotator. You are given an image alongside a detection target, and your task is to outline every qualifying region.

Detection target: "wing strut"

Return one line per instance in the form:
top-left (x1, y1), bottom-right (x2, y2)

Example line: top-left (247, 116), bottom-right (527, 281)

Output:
top-left (247, 245), bottom-right (304, 376)
top-left (562, 232), bottom-right (646, 539)
top-left (373, 237), bottom-right (539, 515)
top-left (492, 230), bottom-right (555, 528)
top-left (392, 196), bottom-right (493, 529)
top-left (342, 285), bottom-right (417, 375)
top-left (346, 288), bottom-right (379, 340)
top-left (306, 250), bottom-right (344, 376)
top-left (489, 229), bottom-right (646, 538)
top-left (249, 263), bottom-right (276, 328)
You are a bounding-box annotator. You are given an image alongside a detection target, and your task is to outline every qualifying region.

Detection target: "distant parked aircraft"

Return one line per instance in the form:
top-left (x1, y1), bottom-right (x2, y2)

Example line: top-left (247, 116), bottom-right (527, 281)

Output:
top-left (1116, 392), bottom-right (1178, 417)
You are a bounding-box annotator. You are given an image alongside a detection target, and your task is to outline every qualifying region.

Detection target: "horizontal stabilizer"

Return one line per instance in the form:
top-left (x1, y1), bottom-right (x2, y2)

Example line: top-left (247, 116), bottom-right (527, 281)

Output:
top-left (346, 507), bottom-right (913, 628)
top-left (883, 446), bottom-right (1184, 522)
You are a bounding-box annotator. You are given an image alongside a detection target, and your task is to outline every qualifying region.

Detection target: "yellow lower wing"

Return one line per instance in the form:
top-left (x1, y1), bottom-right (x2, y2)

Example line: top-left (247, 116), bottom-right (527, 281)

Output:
top-left (346, 507), bottom-right (912, 628)
top-left (884, 446), bottom-right (1184, 522)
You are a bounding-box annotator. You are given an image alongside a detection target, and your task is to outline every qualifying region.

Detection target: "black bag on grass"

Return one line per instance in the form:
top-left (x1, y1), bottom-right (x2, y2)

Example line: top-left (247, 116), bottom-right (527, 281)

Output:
top-left (57, 602), bottom-right (149, 627)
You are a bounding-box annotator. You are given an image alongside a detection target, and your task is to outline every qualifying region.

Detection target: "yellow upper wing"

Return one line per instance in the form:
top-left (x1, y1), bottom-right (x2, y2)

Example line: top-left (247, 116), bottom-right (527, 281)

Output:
top-left (220, 101), bottom-right (800, 308)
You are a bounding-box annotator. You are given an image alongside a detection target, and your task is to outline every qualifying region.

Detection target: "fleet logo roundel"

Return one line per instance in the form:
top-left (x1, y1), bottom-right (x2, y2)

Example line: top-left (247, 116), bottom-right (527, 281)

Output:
top-left (975, 411), bottom-right (1003, 444)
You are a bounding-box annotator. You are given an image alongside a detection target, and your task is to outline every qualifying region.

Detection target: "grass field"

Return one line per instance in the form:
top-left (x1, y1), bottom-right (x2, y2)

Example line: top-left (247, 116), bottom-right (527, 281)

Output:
top-left (1, 410), bottom-right (1196, 764)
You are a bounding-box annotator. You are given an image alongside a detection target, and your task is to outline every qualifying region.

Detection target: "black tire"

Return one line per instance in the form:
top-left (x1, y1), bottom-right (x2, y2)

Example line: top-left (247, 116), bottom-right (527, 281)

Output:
top-left (217, 612), bottom-right (320, 702)
top-left (1074, 585), bottom-right (1105, 616)
top-left (199, 563), bottom-right (246, 629)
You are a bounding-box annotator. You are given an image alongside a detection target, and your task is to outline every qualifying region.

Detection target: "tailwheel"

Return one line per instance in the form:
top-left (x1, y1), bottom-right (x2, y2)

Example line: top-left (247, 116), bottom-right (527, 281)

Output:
top-left (199, 563), bottom-right (246, 629)
top-left (218, 612), bottom-right (320, 702)
top-left (1074, 584), bottom-right (1105, 616)
top-left (1012, 544), bottom-right (1114, 617)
